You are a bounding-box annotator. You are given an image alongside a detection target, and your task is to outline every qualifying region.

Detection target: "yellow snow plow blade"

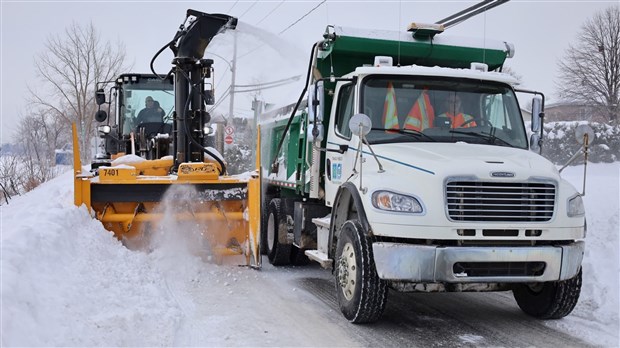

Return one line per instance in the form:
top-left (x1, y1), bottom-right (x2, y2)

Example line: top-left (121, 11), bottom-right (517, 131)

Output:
top-left (72, 124), bottom-right (261, 267)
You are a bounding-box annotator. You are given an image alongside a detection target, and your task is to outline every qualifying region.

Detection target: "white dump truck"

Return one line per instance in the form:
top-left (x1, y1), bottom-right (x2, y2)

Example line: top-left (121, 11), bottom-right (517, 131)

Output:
top-left (259, 23), bottom-right (585, 323)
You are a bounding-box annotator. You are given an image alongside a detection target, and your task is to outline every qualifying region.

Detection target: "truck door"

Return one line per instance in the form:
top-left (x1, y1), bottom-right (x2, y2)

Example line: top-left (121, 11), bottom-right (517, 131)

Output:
top-left (324, 83), bottom-right (356, 207)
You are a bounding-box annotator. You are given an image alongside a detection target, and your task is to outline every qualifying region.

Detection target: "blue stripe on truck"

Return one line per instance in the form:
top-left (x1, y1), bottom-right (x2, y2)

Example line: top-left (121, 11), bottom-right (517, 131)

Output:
top-left (327, 142), bottom-right (435, 175)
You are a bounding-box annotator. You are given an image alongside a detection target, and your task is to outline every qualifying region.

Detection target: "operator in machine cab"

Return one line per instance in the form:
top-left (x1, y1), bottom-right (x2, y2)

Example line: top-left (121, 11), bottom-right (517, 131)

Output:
top-left (437, 92), bottom-right (477, 128)
top-left (136, 96), bottom-right (165, 125)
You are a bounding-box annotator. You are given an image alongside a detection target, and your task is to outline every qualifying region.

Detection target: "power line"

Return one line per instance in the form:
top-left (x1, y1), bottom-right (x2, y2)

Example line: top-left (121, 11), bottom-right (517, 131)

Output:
top-left (237, 0), bottom-right (326, 60)
top-left (239, 1), bottom-right (259, 19)
top-left (227, 0), bottom-right (239, 13)
top-left (279, 0), bottom-right (327, 35)
top-left (234, 75), bottom-right (301, 89)
top-left (256, 0), bottom-right (285, 26)
top-left (237, 44), bottom-right (262, 60)
top-left (209, 86), bottom-right (231, 113)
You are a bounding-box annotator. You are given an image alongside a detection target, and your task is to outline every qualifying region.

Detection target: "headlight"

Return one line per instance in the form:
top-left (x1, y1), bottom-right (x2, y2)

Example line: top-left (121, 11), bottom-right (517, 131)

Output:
top-left (567, 194), bottom-right (585, 217)
top-left (372, 190), bottom-right (423, 213)
top-left (203, 124), bottom-right (215, 136)
top-left (97, 125), bottom-right (111, 135)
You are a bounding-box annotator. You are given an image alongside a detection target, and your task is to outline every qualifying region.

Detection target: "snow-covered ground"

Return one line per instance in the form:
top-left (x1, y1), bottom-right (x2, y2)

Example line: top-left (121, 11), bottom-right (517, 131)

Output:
top-left (546, 163), bottom-right (620, 346)
top-left (1, 163), bottom-right (618, 346)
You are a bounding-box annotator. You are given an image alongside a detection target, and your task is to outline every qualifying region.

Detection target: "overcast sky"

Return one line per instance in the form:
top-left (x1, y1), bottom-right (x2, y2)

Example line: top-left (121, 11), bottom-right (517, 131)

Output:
top-left (0, 0), bottom-right (616, 143)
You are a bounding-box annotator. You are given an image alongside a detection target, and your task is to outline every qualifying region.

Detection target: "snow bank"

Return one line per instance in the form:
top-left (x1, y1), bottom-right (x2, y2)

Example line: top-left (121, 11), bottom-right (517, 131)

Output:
top-left (1, 171), bottom-right (182, 346)
top-left (549, 163), bottom-right (620, 346)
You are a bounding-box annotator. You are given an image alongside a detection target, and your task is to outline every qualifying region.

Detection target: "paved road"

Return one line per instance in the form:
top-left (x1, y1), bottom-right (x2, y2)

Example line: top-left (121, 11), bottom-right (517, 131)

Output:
top-left (286, 262), bottom-right (594, 348)
top-left (163, 255), bottom-right (592, 347)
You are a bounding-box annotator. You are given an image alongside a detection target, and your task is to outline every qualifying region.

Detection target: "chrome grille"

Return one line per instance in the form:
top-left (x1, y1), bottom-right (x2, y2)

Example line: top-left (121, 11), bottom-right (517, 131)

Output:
top-left (446, 181), bottom-right (555, 222)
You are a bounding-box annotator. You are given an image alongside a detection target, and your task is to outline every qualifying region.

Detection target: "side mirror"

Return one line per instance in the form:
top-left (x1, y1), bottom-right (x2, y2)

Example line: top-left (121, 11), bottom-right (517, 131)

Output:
top-left (95, 89), bottom-right (106, 105)
top-left (349, 113), bottom-right (372, 136)
top-left (95, 110), bottom-right (108, 122)
top-left (575, 124), bottom-right (595, 145)
top-left (308, 81), bottom-right (324, 122)
top-left (531, 97), bottom-right (542, 132)
top-left (204, 89), bottom-right (215, 105)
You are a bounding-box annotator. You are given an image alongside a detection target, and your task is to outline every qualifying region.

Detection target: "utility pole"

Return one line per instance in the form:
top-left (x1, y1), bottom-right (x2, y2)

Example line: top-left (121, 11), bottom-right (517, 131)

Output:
top-left (251, 98), bottom-right (265, 164)
top-left (228, 30), bottom-right (238, 123)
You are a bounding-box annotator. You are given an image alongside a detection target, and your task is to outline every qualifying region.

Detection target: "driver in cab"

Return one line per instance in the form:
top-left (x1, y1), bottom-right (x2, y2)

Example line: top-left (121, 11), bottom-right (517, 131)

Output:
top-left (136, 96), bottom-right (164, 126)
top-left (438, 93), bottom-right (477, 128)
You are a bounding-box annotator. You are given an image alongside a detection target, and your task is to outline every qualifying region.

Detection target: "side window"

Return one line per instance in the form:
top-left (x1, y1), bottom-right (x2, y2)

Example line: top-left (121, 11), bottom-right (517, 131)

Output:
top-left (335, 84), bottom-right (354, 139)
top-left (484, 94), bottom-right (510, 129)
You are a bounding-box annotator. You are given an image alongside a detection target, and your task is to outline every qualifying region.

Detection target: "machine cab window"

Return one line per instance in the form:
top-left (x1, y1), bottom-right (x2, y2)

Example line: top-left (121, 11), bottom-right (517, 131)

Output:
top-left (118, 75), bottom-right (174, 137)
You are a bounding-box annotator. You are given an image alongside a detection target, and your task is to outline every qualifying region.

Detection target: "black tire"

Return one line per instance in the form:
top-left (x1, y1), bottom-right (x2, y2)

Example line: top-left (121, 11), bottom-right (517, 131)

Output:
top-left (266, 199), bottom-right (291, 266)
top-left (334, 220), bottom-right (388, 323)
top-left (290, 245), bottom-right (310, 266)
top-left (513, 269), bottom-right (582, 319)
top-left (259, 202), bottom-right (270, 255)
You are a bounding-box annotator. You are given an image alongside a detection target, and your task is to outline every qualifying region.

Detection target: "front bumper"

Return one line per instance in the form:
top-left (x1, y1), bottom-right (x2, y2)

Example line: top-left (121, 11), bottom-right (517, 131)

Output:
top-left (372, 241), bottom-right (584, 283)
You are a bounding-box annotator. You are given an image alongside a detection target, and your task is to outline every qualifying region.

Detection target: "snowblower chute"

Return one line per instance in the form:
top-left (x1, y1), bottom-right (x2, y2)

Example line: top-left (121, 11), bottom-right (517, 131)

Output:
top-left (73, 10), bottom-right (261, 267)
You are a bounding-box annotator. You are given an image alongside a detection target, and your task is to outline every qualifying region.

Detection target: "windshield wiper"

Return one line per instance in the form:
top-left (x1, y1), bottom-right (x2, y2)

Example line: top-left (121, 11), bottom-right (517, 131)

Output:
top-left (371, 128), bottom-right (437, 142)
top-left (448, 130), bottom-right (513, 147)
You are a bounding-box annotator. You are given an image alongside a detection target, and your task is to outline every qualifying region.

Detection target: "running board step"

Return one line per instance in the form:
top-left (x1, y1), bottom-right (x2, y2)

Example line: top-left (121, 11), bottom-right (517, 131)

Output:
top-left (305, 250), bottom-right (332, 269)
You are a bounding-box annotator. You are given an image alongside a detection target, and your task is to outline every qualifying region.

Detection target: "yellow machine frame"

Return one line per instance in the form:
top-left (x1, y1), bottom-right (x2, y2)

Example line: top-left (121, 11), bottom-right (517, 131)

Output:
top-left (73, 123), bottom-right (262, 267)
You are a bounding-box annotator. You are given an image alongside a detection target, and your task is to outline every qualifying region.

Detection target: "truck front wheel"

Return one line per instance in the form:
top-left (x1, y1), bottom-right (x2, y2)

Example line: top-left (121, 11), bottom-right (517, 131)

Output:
top-left (512, 269), bottom-right (582, 319)
top-left (266, 199), bottom-right (291, 266)
top-left (334, 220), bottom-right (388, 323)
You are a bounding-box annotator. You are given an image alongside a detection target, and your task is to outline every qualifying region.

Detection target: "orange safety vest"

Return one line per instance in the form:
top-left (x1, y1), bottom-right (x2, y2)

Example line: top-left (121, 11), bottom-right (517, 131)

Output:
top-left (404, 91), bottom-right (435, 131)
top-left (443, 112), bottom-right (477, 128)
top-left (382, 82), bottom-right (399, 130)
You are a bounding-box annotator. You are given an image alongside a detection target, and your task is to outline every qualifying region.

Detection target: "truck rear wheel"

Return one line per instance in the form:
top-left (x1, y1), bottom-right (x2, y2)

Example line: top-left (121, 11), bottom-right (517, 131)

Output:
top-left (290, 246), bottom-right (310, 266)
top-left (266, 199), bottom-right (291, 266)
top-left (259, 203), bottom-right (269, 255)
top-left (334, 220), bottom-right (387, 323)
top-left (512, 269), bottom-right (582, 319)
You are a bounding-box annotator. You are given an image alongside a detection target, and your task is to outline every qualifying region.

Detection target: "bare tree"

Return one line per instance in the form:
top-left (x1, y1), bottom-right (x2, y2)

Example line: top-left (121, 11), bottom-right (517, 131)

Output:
top-left (557, 5), bottom-right (620, 124)
top-left (0, 152), bottom-right (22, 204)
top-left (29, 21), bottom-right (128, 161)
top-left (14, 108), bottom-right (69, 191)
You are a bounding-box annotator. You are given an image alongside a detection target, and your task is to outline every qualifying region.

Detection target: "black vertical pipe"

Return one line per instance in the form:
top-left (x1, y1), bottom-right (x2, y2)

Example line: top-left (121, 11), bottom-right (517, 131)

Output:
top-left (174, 58), bottom-right (193, 167)
top-left (190, 62), bottom-right (203, 162)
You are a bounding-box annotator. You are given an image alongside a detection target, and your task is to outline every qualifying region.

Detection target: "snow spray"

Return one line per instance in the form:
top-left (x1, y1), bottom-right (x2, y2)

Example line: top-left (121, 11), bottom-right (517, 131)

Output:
top-left (146, 184), bottom-right (211, 276)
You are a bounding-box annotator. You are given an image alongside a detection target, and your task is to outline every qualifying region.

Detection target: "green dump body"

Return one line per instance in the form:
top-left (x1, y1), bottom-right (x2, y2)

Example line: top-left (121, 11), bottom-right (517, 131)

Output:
top-left (261, 25), bottom-right (512, 196)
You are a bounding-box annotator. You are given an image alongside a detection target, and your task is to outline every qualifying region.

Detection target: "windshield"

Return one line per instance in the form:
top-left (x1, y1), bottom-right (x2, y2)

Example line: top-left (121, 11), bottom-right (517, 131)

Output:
top-left (361, 76), bottom-right (528, 149)
top-left (119, 77), bottom-right (174, 136)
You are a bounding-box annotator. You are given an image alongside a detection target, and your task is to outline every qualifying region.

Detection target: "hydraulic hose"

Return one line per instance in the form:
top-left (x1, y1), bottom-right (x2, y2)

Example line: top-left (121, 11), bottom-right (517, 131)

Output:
top-left (270, 41), bottom-right (319, 173)
top-left (150, 21), bottom-right (189, 79)
top-left (181, 75), bottom-right (227, 175)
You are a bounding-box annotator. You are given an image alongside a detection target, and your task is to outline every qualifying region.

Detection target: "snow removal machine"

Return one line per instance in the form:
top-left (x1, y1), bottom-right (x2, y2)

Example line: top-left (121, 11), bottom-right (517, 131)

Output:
top-left (73, 10), bottom-right (261, 267)
top-left (259, 1), bottom-right (587, 323)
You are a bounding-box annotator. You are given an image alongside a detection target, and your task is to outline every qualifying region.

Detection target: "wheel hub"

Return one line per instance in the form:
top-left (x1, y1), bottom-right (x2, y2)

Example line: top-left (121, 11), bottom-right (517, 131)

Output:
top-left (526, 282), bottom-right (545, 293)
top-left (337, 242), bottom-right (357, 301)
top-left (267, 213), bottom-right (275, 250)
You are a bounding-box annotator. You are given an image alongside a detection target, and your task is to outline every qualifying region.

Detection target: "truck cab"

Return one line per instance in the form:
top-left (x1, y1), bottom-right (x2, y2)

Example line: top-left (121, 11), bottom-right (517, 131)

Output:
top-left (324, 65), bottom-right (530, 205)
